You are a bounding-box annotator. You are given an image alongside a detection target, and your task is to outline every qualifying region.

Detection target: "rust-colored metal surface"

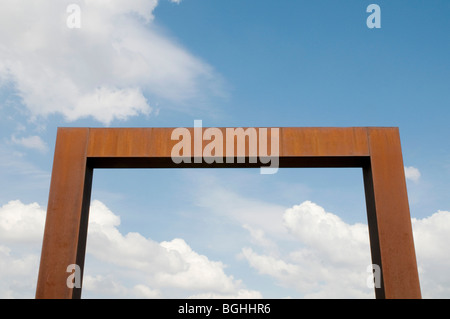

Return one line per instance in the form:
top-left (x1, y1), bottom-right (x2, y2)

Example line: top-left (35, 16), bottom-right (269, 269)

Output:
top-left (35, 128), bottom-right (92, 299)
top-left (35, 127), bottom-right (421, 299)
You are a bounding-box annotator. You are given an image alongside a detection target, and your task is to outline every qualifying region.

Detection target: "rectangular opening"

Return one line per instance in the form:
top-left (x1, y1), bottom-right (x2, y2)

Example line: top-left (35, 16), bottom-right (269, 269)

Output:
top-left (82, 167), bottom-right (373, 298)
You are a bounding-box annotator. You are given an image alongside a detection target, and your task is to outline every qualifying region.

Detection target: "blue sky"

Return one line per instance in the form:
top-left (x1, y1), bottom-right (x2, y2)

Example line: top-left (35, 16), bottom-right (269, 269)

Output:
top-left (0, 0), bottom-right (449, 298)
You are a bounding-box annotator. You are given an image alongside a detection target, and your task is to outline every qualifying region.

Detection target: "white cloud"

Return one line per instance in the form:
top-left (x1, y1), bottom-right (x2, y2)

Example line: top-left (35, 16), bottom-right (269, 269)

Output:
top-left (242, 224), bottom-right (278, 253)
top-left (0, 200), bottom-right (46, 244)
top-left (405, 166), bottom-right (421, 183)
top-left (0, 245), bottom-right (41, 299)
top-left (239, 200), bottom-right (450, 298)
top-left (133, 284), bottom-right (162, 299)
top-left (412, 210), bottom-right (450, 298)
top-left (283, 201), bottom-right (371, 266)
top-left (82, 275), bottom-right (162, 299)
top-left (191, 175), bottom-right (450, 298)
top-left (241, 247), bottom-right (300, 281)
top-left (156, 238), bottom-right (238, 292)
top-left (0, 0), bottom-right (221, 125)
top-left (1, 197), bottom-right (450, 298)
top-left (188, 289), bottom-right (263, 299)
top-left (0, 200), bottom-right (45, 298)
top-left (241, 201), bottom-right (373, 298)
top-left (11, 135), bottom-right (48, 153)
top-left (84, 200), bottom-right (259, 298)
top-left (0, 199), bottom-right (259, 298)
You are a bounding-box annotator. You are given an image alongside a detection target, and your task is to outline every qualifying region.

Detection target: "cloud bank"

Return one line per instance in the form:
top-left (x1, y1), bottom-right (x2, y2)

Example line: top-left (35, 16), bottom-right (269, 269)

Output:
top-left (1, 197), bottom-right (449, 298)
top-left (85, 200), bottom-right (259, 298)
top-left (240, 201), bottom-right (450, 298)
top-left (0, 199), bottom-right (259, 298)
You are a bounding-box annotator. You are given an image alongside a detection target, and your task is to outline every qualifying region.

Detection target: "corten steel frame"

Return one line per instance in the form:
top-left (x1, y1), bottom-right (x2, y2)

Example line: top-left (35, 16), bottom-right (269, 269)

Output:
top-left (36, 127), bottom-right (421, 299)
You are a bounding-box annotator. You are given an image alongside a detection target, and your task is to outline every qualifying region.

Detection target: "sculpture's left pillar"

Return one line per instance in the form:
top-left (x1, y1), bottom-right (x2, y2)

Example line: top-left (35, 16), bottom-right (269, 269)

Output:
top-left (36, 128), bottom-right (93, 299)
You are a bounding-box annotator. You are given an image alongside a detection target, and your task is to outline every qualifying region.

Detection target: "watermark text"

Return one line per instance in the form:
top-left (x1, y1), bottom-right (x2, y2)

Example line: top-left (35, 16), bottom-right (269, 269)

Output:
top-left (171, 121), bottom-right (279, 174)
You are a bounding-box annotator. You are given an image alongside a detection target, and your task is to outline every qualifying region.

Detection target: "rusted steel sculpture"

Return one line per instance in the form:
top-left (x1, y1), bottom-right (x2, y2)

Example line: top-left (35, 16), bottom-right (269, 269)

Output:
top-left (36, 127), bottom-right (421, 299)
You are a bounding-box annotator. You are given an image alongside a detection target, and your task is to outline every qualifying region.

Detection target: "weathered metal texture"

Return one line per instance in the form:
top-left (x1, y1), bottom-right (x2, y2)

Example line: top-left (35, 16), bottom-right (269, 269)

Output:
top-left (363, 128), bottom-right (421, 299)
top-left (35, 128), bottom-right (92, 299)
top-left (35, 127), bottom-right (421, 299)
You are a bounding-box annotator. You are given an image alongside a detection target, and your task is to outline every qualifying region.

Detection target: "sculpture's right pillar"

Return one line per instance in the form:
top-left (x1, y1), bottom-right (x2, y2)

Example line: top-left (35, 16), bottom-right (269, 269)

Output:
top-left (363, 127), bottom-right (421, 299)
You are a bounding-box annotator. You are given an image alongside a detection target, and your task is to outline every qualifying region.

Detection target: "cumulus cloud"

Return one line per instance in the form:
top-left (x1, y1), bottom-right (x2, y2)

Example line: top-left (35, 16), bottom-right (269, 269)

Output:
top-left (0, 200), bottom-right (46, 244)
top-left (0, 245), bottom-right (41, 298)
top-left (0, 199), bottom-right (258, 298)
top-left (85, 200), bottom-right (255, 298)
top-left (242, 224), bottom-right (278, 254)
top-left (0, 0), bottom-right (220, 125)
top-left (0, 200), bottom-right (45, 298)
top-left (241, 201), bottom-right (373, 298)
top-left (190, 174), bottom-right (450, 298)
top-left (1, 197), bottom-right (450, 298)
top-left (405, 166), bottom-right (421, 183)
top-left (283, 201), bottom-right (371, 266)
top-left (74, 200), bottom-right (260, 298)
top-left (239, 201), bottom-right (450, 298)
top-left (412, 210), bottom-right (450, 298)
top-left (189, 289), bottom-right (262, 299)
